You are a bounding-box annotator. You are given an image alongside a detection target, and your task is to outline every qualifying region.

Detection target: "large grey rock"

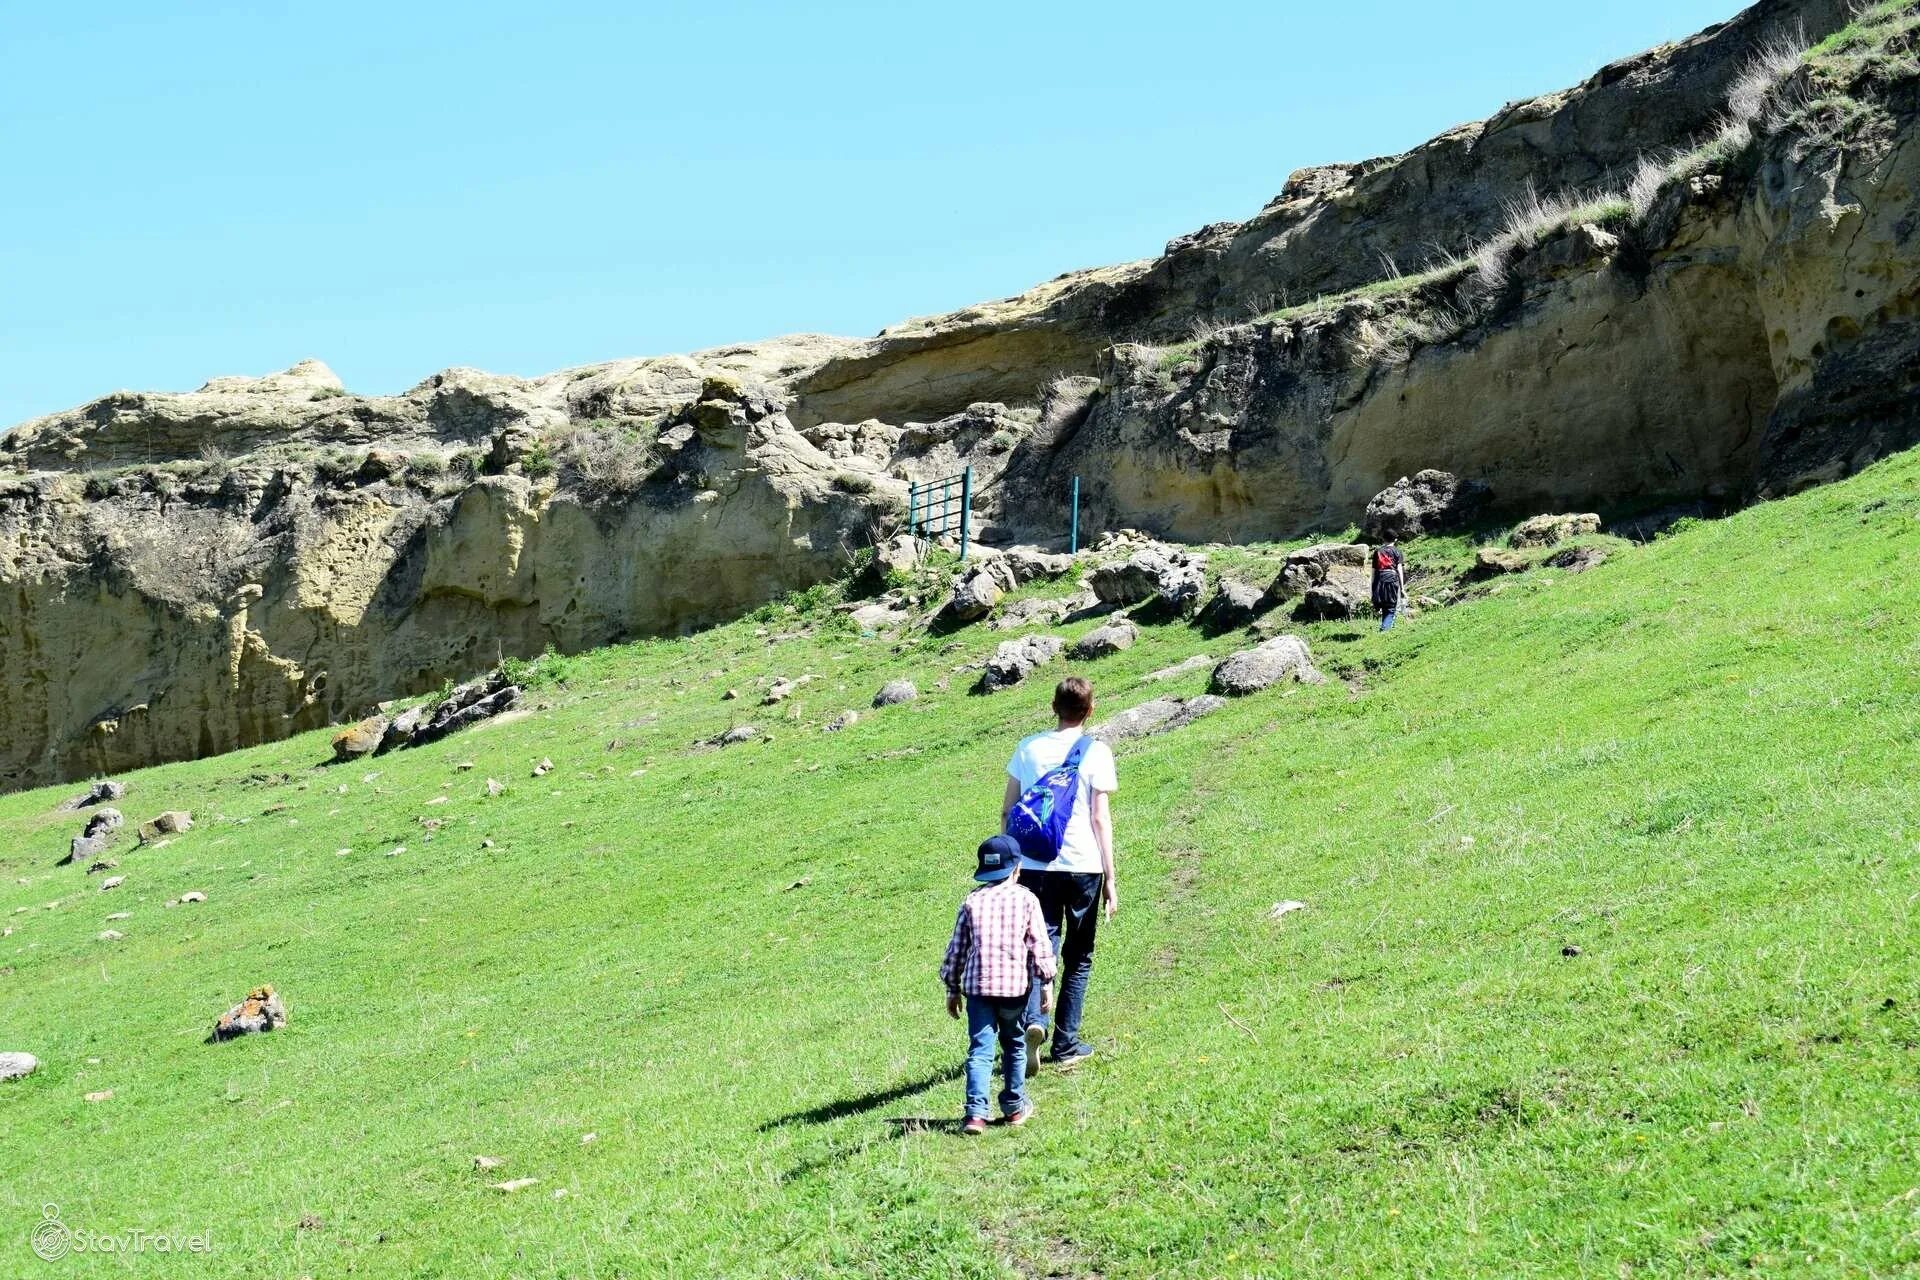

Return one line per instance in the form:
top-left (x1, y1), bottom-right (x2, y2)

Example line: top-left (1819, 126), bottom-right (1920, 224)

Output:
top-left (1090, 695), bottom-right (1228, 743)
top-left (991, 596), bottom-right (1075, 630)
top-left (1363, 471), bottom-right (1492, 542)
top-left (848, 602), bottom-right (908, 631)
top-left (1509, 513), bottom-right (1601, 548)
top-left (60, 779), bottom-right (127, 811)
top-left (871, 679), bottom-right (918, 707)
top-left (1295, 583), bottom-right (1365, 622)
top-left (1267, 543), bottom-right (1369, 603)
top-left (1140, 653), bottom-right (1215, 683)
top-left (1070, 619), bottom-right (1138, 660)
top-left (1209, 636), bottom-right (1323, 696)
top-left (379, 674), bottom-right (521, 753)
top-left (83, 808), bottom-right (123, 839)
top-left (1001, 547), bottom-right (1074, 584)
top-left (1089, 545), bottom-right (1207, 614)
top-left (977, 635), bottom-right (1065, 694)
top-left (944, 566), bottom-right (1004, 623)
top-left (0, 1052), bottom-right (39, 1081)
top-left (65, 832), bottom-right (110, 866)
top-left (1196, 580), bottom-right (1268, 633)
top-left (137, 811), bottom-right (193, 842)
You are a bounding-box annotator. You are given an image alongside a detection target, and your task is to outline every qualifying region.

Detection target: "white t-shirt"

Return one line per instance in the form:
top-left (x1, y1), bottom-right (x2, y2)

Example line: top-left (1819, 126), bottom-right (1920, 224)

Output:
top-left (1007, 728), bottom-right (1119, 875)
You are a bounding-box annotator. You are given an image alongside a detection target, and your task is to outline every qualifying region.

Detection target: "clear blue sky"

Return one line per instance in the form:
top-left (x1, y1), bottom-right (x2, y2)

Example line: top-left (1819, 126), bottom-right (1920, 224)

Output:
top-left (1, 0), bottom-right (1742, 426)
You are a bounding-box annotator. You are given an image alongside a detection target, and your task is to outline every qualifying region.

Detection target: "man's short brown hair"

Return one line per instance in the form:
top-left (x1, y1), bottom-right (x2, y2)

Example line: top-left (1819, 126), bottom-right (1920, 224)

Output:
top-left (1053, 676), bottom-right (1094, 724)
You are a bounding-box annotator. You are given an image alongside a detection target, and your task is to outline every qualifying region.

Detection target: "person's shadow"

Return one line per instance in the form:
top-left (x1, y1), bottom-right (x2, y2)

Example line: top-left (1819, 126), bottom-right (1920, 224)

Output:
top-left (758, 1066), bottom-right (962, 1131)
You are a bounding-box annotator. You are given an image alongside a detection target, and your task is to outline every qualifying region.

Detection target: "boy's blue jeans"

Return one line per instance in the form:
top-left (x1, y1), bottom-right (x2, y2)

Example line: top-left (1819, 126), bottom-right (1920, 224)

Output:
top-left (964, 993), bottom-right (1029, 1120)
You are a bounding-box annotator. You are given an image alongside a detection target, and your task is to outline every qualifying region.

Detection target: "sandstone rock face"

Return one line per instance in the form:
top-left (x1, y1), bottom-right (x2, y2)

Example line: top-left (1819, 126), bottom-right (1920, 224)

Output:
top-left (1509, 513), bottom-right (1602, 548)
top-left (1209, 637), bottom-right (1324, 696)
top-left (1363, 471), bottom-right (1492, 542)
top-left (1, 0), bottom-right (1904, 790)
top-left (977, 635), bottom-right (1065, 694)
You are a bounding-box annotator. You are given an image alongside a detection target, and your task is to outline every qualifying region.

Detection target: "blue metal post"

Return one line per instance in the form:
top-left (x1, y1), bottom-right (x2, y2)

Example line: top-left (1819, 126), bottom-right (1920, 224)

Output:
top-left (959, 466), bottom-right (973, 561)
top-left (1070, 475), bottom-right (1080, 554)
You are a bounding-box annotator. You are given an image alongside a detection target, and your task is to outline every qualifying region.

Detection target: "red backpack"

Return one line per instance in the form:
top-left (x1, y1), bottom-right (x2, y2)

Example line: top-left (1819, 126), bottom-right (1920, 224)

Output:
top-left (1374, 547), bottom-right (1400, 573)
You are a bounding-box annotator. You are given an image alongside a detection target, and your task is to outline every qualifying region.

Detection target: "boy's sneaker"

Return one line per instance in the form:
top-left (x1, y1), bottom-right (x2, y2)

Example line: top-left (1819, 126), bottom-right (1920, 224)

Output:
top-left (1004, 1104), bottom-right (1035, 1128)
top-left (1051, 1044), bottom-right (1097, 1070)
top-left (962, 1117), bottom-right (988, 1136)
top-left (1023, 1022), bottom-right (1047, 1079)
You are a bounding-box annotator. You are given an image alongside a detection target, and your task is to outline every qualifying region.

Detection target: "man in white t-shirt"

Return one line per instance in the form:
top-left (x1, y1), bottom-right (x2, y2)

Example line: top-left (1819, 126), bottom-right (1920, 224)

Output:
top-left (1002, 675), bottom-right (1118, 1070)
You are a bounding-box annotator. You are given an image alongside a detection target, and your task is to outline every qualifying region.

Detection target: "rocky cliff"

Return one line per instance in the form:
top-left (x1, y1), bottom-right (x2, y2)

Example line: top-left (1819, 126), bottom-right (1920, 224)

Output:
top-left (4, 0), bottom-right (1914, 789)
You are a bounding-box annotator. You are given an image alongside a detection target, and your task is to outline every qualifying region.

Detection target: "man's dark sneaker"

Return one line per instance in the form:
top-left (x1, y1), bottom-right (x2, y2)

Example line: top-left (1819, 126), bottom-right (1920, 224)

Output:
top-left (962, 1116), bottom-right (988, 1136)
top-left (1051, 1044), bottom-right (1097, 1070)
top-left (1023, 1022), bottom-right (1047, 1079)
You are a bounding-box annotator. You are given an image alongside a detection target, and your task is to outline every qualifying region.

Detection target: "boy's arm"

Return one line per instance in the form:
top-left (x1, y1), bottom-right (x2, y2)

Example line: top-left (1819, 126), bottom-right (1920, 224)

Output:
top-left (1091, 790), bottom-right (1118, 919)
top-left (1001, 773), bottom-right (1021, 825)
top-left (939, 904), bottom-right (970, 995)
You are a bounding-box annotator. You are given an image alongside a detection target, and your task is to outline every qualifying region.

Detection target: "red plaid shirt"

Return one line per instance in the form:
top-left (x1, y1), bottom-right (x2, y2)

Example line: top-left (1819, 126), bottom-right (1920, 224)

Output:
top-left (940, 880), bottom-right (1056, 998)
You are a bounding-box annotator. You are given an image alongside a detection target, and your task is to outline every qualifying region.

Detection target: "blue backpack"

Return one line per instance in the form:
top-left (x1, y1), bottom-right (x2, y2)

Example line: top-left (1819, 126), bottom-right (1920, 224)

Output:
top-left (1006, 736), bottom-right (1091, 861)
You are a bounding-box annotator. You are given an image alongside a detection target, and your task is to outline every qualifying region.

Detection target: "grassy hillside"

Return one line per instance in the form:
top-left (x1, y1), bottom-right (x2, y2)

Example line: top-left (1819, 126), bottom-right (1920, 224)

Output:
top-left (3, 450), bottom-right (1917, 1278)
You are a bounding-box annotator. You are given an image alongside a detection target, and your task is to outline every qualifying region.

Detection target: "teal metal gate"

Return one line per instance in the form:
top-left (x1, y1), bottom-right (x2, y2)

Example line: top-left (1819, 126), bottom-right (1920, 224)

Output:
top-left (907, 466), bottom-right (973, 561)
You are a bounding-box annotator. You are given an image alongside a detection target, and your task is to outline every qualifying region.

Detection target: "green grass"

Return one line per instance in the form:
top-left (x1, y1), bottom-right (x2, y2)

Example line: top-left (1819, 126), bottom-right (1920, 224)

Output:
top-left (3, 452), bottom-right (1920, 1277)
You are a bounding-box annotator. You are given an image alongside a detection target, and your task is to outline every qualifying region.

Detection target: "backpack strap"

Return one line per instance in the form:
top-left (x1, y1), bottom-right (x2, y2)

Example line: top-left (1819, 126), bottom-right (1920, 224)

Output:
top-left (1064, 734), bottom-right (1092, 770)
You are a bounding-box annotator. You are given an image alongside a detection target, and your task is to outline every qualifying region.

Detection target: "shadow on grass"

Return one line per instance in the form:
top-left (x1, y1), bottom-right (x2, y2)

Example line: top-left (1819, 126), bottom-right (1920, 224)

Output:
top-left (758, 1066), bottom-right (963, 1131)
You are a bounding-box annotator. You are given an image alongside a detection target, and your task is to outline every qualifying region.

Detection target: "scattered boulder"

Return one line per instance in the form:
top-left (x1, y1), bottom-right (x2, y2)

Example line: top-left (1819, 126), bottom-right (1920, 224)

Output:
top-left (60, 779), bottom-right (126, 811)
top-left (1070, 619), bottom-right (1138, 660)
top-left (98, 876), bottom-right (125, 892)
top-left (1001, 547), bottom-right (1074, 584)
top-left (1294, 584), bottom-right (1365, 623)
top-left (722, 687), bottom-right (740, 701)
top-left (1196, 580), bottom-right (1268, 634)
top-left (943, 565), bottom-right (1006, 623)
top-left (977, 635), bottom-right (1065, 694)
top-left (1267, 900), bottom-right (1308, 921)
top-left (848, 602), bottom-right (908, 632)
top-left (869, 533), bottom-right (922, 583)
top-left (1140, 654), bottom-right (1215, 683)
top-left (872, 680), bottom-right (918, 708)
top-left (211, 985), bottom-right (288, 1041)
top-left (379, 673), bottom-right (522, 753)
top-left (532, 758), bottom-right (553, 777)
top-left (473, 1155), bottom-right (508, 1172)
top-left (703, 725), bottom-right (762, 749)
top-left (84, 1089), bottom-right (114, 1103)
top-left (1509, 513), bottom-right (1601, 549)
top-left (825, 710), bottom-right (859, 732)
top-left (331, 715), bottom-right (388, 761)
top-left (1546, 545), bottom-right (1609, 573)
top-left (1090, 695), bottom-right (1228, 743)
top-left (485, 778), bottom-right (506, 797)
top-left (763, 679), bottom-right (798, 705)
top-left (84, 808), bottom-right (123, 839)
top-left (1467, 548), bottom-right (1531, 579)
top-left (63, 832), bottom-right (110, 867)
top-left (1089, 545), bottom-right (1207, 615)
top-left (491, 1178), bottom-right (541, 1194)
top-left (991, 596), bottom-right (1074, 630)
top-left (141, 810), bottom-right (196, 841)
top-left (1363, 470), bottom-right (1491, 542)
top-left (97, 930), bottom-right (124, 942)
top-left (85, 860), bottom-right (117, 876)
top-left (1209, 636), bottom-right (1324, 696)
top-left (1267, 543), bottom-right (1369, 604)
top-left (0, 1052), bottom-right (38, 1081)
top-left (179, 891), bottom-right (207, 904)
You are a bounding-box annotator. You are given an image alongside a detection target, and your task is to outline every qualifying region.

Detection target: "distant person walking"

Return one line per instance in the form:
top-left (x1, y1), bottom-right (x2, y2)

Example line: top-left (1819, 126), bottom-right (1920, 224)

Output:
top-left (1002, 676), bottom-right (1118, 1071)
top-left (940, 836), bottom-right (1055, 1134)
top-left (1372, 542), bottom-right (1407, 631)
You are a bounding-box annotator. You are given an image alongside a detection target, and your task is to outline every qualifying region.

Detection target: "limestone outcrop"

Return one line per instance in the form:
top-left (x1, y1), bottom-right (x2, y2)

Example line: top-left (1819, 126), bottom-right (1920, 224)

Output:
top-left (4, 0), bottom-right (1914, 789)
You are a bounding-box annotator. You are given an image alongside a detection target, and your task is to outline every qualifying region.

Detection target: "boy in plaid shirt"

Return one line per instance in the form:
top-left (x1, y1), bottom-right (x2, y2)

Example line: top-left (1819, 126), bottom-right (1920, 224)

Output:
top-left (941, 835), bottom-right (1056, 1133)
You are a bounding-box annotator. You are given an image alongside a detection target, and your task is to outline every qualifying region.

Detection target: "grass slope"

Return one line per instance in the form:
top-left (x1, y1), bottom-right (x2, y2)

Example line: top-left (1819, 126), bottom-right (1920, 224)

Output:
top-left (2, 453), bottom-right (1918, 1278)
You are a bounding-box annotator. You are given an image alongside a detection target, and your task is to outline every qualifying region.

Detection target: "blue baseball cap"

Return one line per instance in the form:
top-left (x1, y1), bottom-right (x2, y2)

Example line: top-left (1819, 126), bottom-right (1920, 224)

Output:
top-left (975, 834), bottom-right (1021, 883)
